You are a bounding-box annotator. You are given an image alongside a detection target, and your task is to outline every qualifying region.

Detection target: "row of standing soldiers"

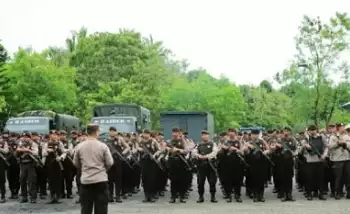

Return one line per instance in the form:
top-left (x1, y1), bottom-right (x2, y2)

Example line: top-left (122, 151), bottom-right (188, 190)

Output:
top-left (1, 123), bottom-right (350, 204)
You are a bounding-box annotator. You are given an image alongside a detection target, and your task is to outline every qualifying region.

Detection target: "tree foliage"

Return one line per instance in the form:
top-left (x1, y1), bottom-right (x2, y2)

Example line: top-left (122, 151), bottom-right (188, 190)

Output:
top-left (1, 12), bottom-right (350, 131)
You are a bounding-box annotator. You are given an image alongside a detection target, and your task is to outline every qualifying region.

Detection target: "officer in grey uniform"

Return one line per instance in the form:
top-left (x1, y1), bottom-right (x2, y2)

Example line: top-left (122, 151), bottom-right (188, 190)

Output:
top-left (17, 132), bottom-right (39, 203)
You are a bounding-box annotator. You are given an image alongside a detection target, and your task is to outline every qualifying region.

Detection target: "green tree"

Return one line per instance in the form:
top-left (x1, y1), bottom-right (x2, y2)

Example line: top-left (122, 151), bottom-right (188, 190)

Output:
top-left (3, 49), bottom-right (77, 114)
top-left (276, 13), bottom-right (350, 127)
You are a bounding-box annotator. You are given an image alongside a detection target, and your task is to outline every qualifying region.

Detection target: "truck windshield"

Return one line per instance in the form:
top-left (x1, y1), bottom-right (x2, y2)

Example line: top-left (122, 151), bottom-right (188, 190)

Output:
top-left (4, 117), bottom-right (50, 134)
top-left (91, 117), bottom-right (136, 134)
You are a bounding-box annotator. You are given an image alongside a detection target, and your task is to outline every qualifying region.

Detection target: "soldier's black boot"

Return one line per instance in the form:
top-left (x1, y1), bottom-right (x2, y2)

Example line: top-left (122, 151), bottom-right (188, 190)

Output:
top-left (259, 192), bottom-right (265, 202)
top-left (108, 195), bottom-right (114, 202)
top-left (210, 193), bottom-right (217, 203)
top-left (0, 195), bottom-right (5, 203)
top-left (235, 194), bottom-right (242, 203)
top-left (346, 192), bottom-right (350, 199)
top-left (169, 196), bottom-right (176, 203)
top-left (142, 194), bottom-right (149, 203)
top-left (115, 195), bottom-right (122, 203)
top-left (226, 194), bottom-right (232, 203)
top-left (197, 195), bottom-right (204, 203)
top-left (179, 195), bottom-right (186, 203)
top-left (319, 193), bottom-right (326, 200)
top-left (149, 194), bottom-right (156, 203)
top-left (287, 192), bottom-right (295, 201)
top-left (306, 193), bottom-right (313, 200)
top-left (20, 197), bottom-right (28, 203)
top-left (253, 193), bottom-right (259, 202)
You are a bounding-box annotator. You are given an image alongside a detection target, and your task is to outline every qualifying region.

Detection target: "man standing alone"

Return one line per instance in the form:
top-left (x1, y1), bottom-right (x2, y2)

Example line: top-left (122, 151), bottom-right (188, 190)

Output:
top-left (73, 124), bottom-right (114, 214)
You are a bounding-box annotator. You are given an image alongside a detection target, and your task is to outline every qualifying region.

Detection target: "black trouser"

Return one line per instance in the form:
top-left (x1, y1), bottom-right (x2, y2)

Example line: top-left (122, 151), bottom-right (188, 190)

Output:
top-left (108, 160), bottom-right (122, 198)
top-left (169, 158), bottom-right (188, 198)
top-left (20, 162), bottom-right (37, 199)
top-left (7, 158), bottom-right (20, 196)
top-left (219, 155), bottom-right (244, 196)
top-left (305, 162), bottom-right (324, 195)
top-left (197, 162), bottom-right (217, 196)
top-left (62, 158), bottom-right (74, 196)
top-left (141, 158), bottom-right (157, 197)
top-left (280, 157), bottom-right (294, 195)
top-left (324, 158), bottom-right (334, 193)
top-left (122, 162), bottom-right (133, 195)
top-left (47, 160), bottom-right (63, 199)
top-left (248, 156), bottom-right (268, 196)
top-left (0, 160), bottom-right (6, 198)
top-left (81, 182), bottom-right (108, 214)
top-left (36, 166), bottom-right (47, 196)
top-left (333, 161), bottom-right (350, 194)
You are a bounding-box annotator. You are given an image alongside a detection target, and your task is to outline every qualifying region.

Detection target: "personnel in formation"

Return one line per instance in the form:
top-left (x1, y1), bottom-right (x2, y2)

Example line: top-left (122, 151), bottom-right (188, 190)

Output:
top-left (2, 123), bottom-right (350, 205)
top-left (192, 130), bottom-right (218, 203)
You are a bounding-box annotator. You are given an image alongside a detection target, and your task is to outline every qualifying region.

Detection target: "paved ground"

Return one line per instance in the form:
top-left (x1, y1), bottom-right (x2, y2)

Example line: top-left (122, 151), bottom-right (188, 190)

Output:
top-left (2, 177), bottom-right (350, 214)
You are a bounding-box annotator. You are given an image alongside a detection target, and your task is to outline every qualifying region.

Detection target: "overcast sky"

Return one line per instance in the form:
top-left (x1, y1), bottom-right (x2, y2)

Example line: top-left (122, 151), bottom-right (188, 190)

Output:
top-left (1, 0), bottom-right (348, 85)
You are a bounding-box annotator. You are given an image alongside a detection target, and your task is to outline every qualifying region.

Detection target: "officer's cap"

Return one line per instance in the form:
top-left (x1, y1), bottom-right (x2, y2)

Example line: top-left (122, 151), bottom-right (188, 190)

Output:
top-left (183, 131), bottom-right (188, 135)
top-left (336, 123), bottom-right (344, 127)
top-left (71, 130), bottom-right (78, 135)
top-left (219, 131), bottom-right (227, 137)
top-left (267, 130), bottom-right (274, 134)
top-left (201, 130), bottom-right (209, 135)
top-left (158, 132), bottom-right (163, 136)
top-left (31, 132), bottom-right (39, 136)
top-left (59, 130), bottom-right (67, 135)
top-left (49, 130), bottom-right (57, 135)
top-left (251, 129), bottom-right (260, 135)
top-left (172, 127), bottom-right (180, 133)
top-left (109, 126), bottom-right (117, 132)
top-left (284, 127), bottom-right (292, 132)
top-left (23, 132), bottom-right (31, 137)
top-left (308, 125), bottom-right (317, 131)
top-left (328, 124), bottom-right (335, 128)
top-left (227, 128), bottom-right (236, 133)
top-left (143, 129), bottom-right (151, 134)
top-left (80, 132), bottom-right (88, 136)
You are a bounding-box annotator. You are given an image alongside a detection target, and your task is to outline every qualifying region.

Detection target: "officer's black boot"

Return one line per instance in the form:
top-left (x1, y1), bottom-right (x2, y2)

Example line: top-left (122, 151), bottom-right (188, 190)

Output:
top-left (169, 195), bottom-right (176, 203)
top-left (235, 194), bottom-right (242, 203)
top-left (346, 192), bottom-right (350, 199)
top-left (210, 193), bottom-right (217, 203)
top-left (197, 195), bottom-right (204, 203)
top-left (0, 195), bottom-right (5, 203)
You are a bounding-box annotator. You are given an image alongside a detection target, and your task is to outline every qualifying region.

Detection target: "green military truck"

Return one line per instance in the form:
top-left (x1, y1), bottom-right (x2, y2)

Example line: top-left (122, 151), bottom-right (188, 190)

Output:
top-left (4, 110), bottom-right (81, 134)
top-left (91, 104), bottom-right (151, 138)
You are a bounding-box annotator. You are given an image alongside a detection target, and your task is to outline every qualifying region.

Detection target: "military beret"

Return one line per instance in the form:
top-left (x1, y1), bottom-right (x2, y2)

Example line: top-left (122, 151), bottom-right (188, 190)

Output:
top-left (183, 131), bottom-right (188, 135)
top-left (158, 132), bottom-right (163, 136)
top-left (109, 126), bottom-right (117, 132)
